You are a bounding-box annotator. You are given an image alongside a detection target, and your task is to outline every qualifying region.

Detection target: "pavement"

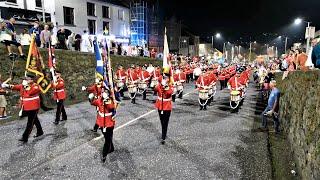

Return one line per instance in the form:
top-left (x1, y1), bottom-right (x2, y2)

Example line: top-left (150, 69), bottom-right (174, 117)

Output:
top-left (0, 82), bottom-right (272, 179)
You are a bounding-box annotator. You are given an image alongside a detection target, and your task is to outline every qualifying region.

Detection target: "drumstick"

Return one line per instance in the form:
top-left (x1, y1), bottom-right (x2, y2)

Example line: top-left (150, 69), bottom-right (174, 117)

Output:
top-left (3, 78), bottom-right (12, 84)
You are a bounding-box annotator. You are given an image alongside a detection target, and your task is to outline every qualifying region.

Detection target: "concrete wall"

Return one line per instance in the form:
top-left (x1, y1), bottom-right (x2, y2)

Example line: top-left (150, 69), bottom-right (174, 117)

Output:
top-left (276, 70), bottom-right (320, 179)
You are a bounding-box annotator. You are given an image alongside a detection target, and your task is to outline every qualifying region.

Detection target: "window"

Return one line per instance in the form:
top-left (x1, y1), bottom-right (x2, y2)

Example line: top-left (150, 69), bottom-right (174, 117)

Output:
top-left (103, 21), bottom-right (109, 35)
top-left (88, 19), bottom-right (96, 35)
top-left (87, 2), bottom-right (95, 16)
top-left (6, 0), bottom-right (17, 3)
top-left (35, 0), bottom-right (42, 7)
top-left (63, 6), bottom-right (74, 25)
top-left (102, 6), bottom-right (110, 18)
top-left (118, 9), bottom-right (124, 20)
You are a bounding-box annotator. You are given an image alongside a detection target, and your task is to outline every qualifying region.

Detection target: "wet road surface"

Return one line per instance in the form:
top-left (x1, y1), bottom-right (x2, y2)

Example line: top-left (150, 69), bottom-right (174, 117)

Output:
top-left (0, 82), bottom-right (272, 179)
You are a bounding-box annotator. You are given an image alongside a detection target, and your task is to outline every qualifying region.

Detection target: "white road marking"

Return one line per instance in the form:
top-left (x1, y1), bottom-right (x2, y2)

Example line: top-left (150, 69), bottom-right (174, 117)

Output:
top-left (93, 89), bottom-right (196, 141)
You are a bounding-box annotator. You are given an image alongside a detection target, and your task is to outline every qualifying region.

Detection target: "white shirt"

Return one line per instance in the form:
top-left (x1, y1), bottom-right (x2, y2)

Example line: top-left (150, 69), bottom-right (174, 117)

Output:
top-left (147, 66), bottom-right (155, 74)
top-left (193, 67), bottom-right (202, 76)
top-left (20, 33), bottom-right (31, 46)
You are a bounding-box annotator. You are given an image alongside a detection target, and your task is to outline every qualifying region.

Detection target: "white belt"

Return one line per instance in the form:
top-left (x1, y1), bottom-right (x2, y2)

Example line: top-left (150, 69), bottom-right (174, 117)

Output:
top-left (21, 96), bottom-right (40, 101)
top-left (98, 112), bottom-right (112, 117)
top-left (55, 89), bottom-right (65, 93)
top-left (158, 97), bottom-right (171, 102)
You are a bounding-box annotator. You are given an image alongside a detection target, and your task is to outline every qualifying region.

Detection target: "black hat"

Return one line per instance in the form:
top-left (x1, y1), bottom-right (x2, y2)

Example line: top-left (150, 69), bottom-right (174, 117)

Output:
top-left (26, 72), bottom-right (36, 78)
top-left (55, 70), bottom-right (61, 74)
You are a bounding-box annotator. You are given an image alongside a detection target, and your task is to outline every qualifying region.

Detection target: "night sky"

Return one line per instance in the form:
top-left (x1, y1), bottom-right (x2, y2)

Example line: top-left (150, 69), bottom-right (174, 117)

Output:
top-left (161, 0), bottom-right (320, 45)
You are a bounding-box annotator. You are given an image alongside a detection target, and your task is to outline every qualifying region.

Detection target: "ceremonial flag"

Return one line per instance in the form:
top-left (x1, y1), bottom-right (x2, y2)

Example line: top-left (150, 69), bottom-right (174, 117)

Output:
top-left (163, 27), bottom-right (169, 67)
top-left (94, 39), bottom-right (104, 81)
top-left (25, 34), bottom-right (51, 93)
top-left (48, 42), bottom-right (57, 83)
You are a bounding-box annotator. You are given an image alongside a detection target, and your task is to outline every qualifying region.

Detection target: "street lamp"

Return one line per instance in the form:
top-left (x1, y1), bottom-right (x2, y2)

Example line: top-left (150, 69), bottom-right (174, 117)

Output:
top-left (294, 17), bottom-right (312, 53)
top-left (215, 33), bottom-right (221, 39)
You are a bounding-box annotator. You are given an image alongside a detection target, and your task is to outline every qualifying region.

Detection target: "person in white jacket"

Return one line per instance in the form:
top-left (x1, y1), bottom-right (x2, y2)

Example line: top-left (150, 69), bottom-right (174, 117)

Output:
top-left (81, 30), bottom-right (91, 53)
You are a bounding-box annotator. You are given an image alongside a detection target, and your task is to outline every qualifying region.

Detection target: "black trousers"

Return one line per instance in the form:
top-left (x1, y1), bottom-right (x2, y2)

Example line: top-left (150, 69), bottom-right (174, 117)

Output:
top-left (101, 127), bottom-right (114, 157)
top-left (186, 74), bottom-right (190, 83)
top-left (22, 110), bottom-right (43, 140)
top-left (220, 80), bottom-right (225, 90)
top-left (143, 91), bottom-right (147, 100)
top-left (158, 110), bottom-right (171, 140)
top-left (199, 99), bottom-right (207, 109)
top-left (131, 93), bottom-right (136, 103)
top-left (56, 100), bottom-right (67, 121)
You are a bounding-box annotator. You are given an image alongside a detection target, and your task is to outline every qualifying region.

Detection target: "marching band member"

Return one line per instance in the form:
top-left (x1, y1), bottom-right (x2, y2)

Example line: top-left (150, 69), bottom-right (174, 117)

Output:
top-left (2, 73), bottom-right (43, 142)
top-left (127, 65), bottom-right (139, 104)
top-left (218, 70), bottom-right (226, 90)
top-left (115, 65), bottom-right (127, 98)
top-left (52, 70), bottom-right (67, 125)
top-left (207, 68), bottom-right (218, 105)
top-left (139, 65), bottom-right (151, 100)
top-left (89, 89), bottom-right (116, 163)
top-left (154, 67), bottom-right (174, 145)
top-left (196, 71), bottom-right (210, 110)
top-left (173, 67), bottom-right (186, 99)
top-left (82, 78), bottom-right (103, 132)
top-left (227, 71), bottom-right (246, 98)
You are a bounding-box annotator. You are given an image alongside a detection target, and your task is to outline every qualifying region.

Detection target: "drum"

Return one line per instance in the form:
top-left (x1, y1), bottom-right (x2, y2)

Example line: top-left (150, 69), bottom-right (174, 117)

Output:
top-left (199, 90), bottom-right (209, 100)
top-left (138, 82), bottom-right (147, 89)
top-left (208, 88), bottom-right (213, 95)
top-left (128, 84), bottom-right (137, 93)
top-left (230, 90), bottom-right (240, 102)
top-left (150, 79), bottom-right (158, 88)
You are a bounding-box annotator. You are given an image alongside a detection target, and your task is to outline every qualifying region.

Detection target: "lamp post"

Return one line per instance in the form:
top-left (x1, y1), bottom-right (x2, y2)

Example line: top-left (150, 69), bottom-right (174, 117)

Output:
top-left (294, 18), bottom-right (312, 53)
top-left (41, 0), bottom-right (46, 23)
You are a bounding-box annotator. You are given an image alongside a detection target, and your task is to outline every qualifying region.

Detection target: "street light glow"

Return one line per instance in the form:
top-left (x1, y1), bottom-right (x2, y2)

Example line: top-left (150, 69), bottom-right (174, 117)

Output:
top-left (278, 36), bottom-right (282, 39)
top-left (294, 18), bottom-right (302, 25)
top-left (215, 33), bottom-right (221, 39)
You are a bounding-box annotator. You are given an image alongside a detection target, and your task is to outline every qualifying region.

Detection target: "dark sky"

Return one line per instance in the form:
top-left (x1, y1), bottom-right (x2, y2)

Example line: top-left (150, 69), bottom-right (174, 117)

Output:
top-left (160, 0), bottom-right (320, 44)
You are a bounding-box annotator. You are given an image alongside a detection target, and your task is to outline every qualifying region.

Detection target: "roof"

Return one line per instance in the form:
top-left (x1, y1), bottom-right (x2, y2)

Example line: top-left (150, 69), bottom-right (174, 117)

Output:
top-left (96, 0), bottom-right (129, 8)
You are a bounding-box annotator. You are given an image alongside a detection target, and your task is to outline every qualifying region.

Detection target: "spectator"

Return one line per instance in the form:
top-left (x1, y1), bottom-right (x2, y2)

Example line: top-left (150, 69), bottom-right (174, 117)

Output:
top-left (0, 74), bottom-right (8, 119)
top-left (19, 28), bottom-right (31, 46)
top-left (81, 30), bottom-right (90, 52)
top-left (29, 21), bottom-right (41, 47)
top-left (296, 49), bottom-right (308, 70)
top-left (261, 80), bottom-right (280, 133)
top-left (40, 24), bottom-right (51, 48)
top-left (5, 18), bottom-right (26, 58)
top-left (117, 43), bottom-right (122, 55)
top-left (311, 37), bottom-right (320, 69)
top-left (0, 19), bottom-right (12, 43)
top-left (57, 27), bottom-right (67, 49)
top-left (67, 32), bottom-right (75, 51)
top-left (74, 33), bottom-right (81, 51)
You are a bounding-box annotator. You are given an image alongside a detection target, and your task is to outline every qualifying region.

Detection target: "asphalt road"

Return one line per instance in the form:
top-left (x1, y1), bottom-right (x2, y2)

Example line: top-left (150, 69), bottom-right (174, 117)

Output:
top-left (0, 81), bottom-right (272, 179)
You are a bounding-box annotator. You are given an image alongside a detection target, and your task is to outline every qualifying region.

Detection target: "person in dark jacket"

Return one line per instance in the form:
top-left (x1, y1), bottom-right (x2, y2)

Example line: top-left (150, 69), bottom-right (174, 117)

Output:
top-left (311, 37), bottom-right (320, 69)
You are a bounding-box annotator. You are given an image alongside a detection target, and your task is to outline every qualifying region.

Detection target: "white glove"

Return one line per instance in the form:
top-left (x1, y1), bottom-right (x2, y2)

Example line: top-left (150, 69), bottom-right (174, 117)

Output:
top-left (1, 83), bottom-right (9, 88)
top-left (266, 110), bottom-right (274, 116)
top-left (88, 93), bottom-right (95, 100)
top-left (161, 79), bottom-right (167, 86)
top-left (81, 86), bottom-right (87, 91)
top-left (22, 80), bottom-right (28, 87)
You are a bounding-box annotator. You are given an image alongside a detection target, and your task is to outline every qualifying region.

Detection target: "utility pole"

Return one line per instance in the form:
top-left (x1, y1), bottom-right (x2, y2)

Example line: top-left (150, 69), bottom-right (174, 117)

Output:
top-left (285, 37), bottom-right (288, 54)
top-left (249, 42), bottom-right (252, 62)
top-left (306, 22), bottom-right (311, 54)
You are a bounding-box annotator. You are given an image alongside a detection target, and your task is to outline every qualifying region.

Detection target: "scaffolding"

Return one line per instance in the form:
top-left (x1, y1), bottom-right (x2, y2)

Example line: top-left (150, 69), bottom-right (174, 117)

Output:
top-left (130, 0), bottom-right (148, 47)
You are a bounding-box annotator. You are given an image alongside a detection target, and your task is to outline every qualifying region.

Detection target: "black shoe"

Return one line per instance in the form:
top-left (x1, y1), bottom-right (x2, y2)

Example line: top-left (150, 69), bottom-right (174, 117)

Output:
top-left (18, 138), bottom-right (28, 143)
top-left (20, 54), bottom-right (26, 59)
top-left (91, 129), bottom-right (98, 132)
top-left (61, 118), bottom-right (67, 121)
top-left (200, 107), bottom-right (203, 110)
top-left (161, 139), bottom-right (165, 145)
top-left (34, 132), bottom-right (44, 138)
top-left (53, 121), bottom-right (59, 125)
top-left (203, 107), bottom-right (207, 111)
top-left (101, 156), bottom-right (107, 163)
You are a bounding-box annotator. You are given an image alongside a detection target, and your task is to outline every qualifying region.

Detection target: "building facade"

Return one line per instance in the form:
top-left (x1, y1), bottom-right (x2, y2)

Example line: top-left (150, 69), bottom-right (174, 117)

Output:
top-left (0, 0), bottom-right (130, 44)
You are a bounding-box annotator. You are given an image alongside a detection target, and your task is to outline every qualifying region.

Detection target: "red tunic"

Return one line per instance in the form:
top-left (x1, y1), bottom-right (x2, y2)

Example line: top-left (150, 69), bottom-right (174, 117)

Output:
top-left (127, 69), bottom-right (139, 83)
top-left (12, 83), bottom-right (41, 111)
top-left (91, 98), bottom-right (116, 128)
top-left (196, 75), bottom-right (210, 89)
top-left (51, 78), bottom-right (66, 100)
top-left (218, 73), bottom-right (226, 81)
top-left (154, 83), bottom-right (173, 111)
top-left (228, 76), bottom-right (245, 89)
top-left (116, 69), bottom-right (127, 81)
top-left (139, 70), bottom-right (151, 82)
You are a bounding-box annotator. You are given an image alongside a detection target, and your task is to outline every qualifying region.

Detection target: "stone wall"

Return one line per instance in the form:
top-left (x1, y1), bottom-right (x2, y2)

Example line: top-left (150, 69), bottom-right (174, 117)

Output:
top-left (0, 45), bottom-right (161, 121)
top-left (276, 70), bottom-right (320, 179)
